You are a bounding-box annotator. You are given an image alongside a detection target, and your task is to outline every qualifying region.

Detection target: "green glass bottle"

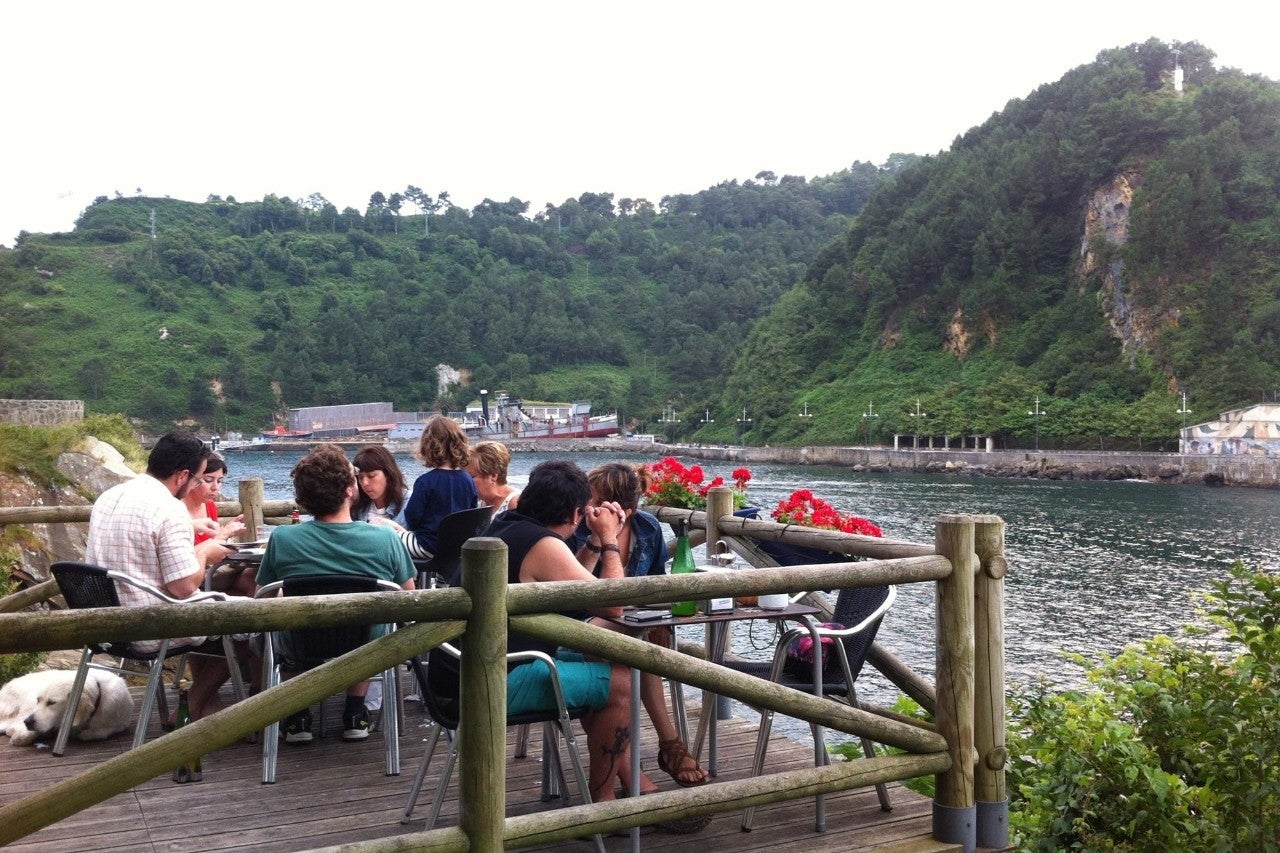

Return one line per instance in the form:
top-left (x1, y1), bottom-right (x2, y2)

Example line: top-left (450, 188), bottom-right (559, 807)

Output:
top-left (171, 678), bottom-right (203, 783)
top-left (669, 520), bottom-right (697, 617)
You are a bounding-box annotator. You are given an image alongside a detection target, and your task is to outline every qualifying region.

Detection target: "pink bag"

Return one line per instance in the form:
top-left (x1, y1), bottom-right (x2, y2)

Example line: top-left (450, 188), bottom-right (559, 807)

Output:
top-left (784, 622), bottom-right (844, 677)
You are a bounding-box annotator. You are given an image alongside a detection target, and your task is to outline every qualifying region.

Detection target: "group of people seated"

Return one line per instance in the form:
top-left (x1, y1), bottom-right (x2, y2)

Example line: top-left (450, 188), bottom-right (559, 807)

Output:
top-left (82, 416), bottom-right (707, 800)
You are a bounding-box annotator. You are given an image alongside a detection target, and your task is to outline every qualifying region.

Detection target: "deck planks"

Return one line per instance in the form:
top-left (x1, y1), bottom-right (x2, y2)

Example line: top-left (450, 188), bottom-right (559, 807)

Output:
top-left (0, 682), bottom-right (959, 853)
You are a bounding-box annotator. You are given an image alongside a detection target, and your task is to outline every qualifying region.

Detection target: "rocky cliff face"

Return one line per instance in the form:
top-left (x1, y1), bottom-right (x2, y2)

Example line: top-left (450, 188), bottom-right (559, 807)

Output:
top-left (1080, 171), bottom-right (1180, 365)
top-left (2, 438), bottom-right (133, 585)
top-left (1080, 172), bottom-right (1137, 276)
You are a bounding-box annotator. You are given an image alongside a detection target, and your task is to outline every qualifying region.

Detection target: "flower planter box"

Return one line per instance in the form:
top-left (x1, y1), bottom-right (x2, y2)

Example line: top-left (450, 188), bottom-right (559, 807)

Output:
top-left (734, 507), bottom-right (846, 566)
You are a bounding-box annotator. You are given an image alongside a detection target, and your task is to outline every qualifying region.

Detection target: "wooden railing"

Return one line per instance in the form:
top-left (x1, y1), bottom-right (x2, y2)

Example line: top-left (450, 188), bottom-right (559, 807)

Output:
top-left (0, 478), bottom-right (297, 540)
top-left (0, 485), bottom-right (1007, 852)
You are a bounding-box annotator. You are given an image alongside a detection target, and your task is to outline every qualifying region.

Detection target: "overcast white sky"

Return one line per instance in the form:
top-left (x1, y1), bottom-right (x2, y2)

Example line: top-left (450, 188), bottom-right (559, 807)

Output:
top-left (2, 1), bottom-right (1277, 247)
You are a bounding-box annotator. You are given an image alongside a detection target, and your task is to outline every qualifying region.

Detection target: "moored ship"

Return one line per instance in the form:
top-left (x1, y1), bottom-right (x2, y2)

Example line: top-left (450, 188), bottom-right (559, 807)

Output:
top-left (465, 391), bottom-right (619, 441)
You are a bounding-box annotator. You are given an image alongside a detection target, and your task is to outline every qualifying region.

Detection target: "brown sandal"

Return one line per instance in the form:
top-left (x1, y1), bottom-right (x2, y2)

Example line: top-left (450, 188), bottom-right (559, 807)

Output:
top-left (657, 737), bottom-right (708, 787)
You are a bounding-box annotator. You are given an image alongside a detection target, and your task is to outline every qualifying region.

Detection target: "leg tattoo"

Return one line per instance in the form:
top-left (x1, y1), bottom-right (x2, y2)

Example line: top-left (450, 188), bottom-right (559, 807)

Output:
top-left (590, 724), bottom-right (632, 800)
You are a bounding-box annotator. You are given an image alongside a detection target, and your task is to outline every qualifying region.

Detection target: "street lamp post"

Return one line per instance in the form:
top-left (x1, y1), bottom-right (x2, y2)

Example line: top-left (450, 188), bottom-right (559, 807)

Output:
top-left (1176, 392), bottom-right (1192, 453)
top-left (1027, 396), bottom-right (1046, 451)
top-left (735, 406), bottom-right (752, 445)
top-left (908, 398), bottom-right (927, 449)
top-left (701, 408), bottom-right (714, 426)
top-left (659, 406), bottom-right (680, 439)
top-left (798, 402), bottom-right (814, 429)
top-left (1176, 391), bottom-right (1191, 430)
top-left (861, 401), bottom-right (878, 446)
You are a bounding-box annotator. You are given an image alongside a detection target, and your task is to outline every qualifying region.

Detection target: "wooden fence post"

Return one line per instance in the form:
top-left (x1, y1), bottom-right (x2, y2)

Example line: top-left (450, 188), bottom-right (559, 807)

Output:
top-left (238, 478), bottom-right (265, 541)
top-left (973, 515), bottom-right (1008, 849)
top-left (705, 486), bottom-right (735, 722)
top-left (933, 515), bottom-right (976, 852)
top-left (458, 537), bottom-right (508, 853)
top-left (706, 485), bottom-right (732, 547)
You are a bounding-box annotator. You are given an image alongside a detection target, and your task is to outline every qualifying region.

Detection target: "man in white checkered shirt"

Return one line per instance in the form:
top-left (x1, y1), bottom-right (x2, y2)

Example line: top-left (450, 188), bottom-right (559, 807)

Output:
top-left (85, 430), bottom-right (237, 719)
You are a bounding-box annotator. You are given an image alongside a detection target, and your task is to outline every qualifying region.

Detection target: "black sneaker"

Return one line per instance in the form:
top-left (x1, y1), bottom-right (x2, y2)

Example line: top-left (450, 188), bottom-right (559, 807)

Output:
top-left (342, 705), bottom-right (371, 741)
top-left (283, 709), bottom-right (312, 744)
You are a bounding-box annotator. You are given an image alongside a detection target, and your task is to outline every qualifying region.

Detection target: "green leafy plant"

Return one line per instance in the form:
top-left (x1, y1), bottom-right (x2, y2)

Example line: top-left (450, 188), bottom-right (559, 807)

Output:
top-left (831, 695), bottom-right (934, 798)
top-left (0, 549), bottom-right (44, 682)
top-left (1006, 562), bottom-right (1280, 850)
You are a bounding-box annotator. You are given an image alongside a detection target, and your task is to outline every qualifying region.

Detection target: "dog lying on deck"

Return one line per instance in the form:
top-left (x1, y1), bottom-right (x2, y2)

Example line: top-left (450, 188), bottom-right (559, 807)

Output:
top-left (0, 670), bottom-right (133, 746)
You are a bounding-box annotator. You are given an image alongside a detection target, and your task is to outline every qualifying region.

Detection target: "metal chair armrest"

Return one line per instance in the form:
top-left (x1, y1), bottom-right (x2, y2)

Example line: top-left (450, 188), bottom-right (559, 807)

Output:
top-left (253, 580), bottom-right (284, 598)
top-left (106, 570), bottom-right (229, 604)
top-left (438, 643), bottom-right (575, 714)
top-left (798, 586), bottom-right (898, 638)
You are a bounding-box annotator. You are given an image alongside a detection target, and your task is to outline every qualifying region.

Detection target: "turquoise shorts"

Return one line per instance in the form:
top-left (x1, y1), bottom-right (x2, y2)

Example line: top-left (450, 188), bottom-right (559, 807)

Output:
top-left (507, 652), bottom-right (611, 716)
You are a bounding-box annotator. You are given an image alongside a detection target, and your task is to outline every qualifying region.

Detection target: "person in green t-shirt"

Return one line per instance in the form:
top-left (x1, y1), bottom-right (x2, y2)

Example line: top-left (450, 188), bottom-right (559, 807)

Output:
top-left (256, 443), bottom-right (415, 743)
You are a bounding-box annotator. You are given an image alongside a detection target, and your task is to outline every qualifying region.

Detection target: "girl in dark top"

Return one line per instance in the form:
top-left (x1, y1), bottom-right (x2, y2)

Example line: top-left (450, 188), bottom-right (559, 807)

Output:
top-left (400, 415), bottom-right (477, 559)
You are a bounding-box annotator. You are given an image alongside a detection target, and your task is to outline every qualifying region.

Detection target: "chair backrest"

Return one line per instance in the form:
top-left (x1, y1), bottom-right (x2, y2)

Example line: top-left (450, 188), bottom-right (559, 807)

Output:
top-left (51, 561), bottom-right (168, 655)
top-left (420, 644), bottom-right (463, 730)
top-left (422, 505), bottom-right (494, 580)
top-left (51, 561), bottom-right (123, 610)
top-left (277, 574), bottom-right (394, 663)
top-left (831, 585), bottom-right (894, 683)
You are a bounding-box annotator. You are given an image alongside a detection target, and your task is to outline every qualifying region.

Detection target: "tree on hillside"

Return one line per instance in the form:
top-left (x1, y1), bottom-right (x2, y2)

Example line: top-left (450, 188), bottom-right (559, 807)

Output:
top-left (387, 192), bottom-right (404, 234)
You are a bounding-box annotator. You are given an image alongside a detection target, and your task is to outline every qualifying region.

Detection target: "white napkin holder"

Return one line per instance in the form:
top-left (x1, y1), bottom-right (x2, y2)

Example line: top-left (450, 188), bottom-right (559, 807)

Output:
top-left (695, 566), bottom-right (735, 613)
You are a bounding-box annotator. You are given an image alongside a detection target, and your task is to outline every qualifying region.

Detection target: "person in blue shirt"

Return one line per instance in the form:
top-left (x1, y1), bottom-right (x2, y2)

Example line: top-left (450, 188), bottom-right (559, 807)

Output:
top-left (572, 461), bottom-right (709, 788)
top-left (400, 416), bottom-right (478, 559)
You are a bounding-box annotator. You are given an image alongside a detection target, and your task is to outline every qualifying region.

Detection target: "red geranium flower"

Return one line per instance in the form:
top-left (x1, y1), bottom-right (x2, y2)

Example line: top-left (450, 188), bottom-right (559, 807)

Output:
top-left (644, 459), bottom-right (752, 510)
top-left (770, 489), bottom-right (882, 537)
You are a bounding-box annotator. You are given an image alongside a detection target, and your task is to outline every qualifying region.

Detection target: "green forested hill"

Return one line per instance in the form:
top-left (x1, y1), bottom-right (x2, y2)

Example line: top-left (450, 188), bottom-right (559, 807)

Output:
top-left (0, 164), bottom-right (897, 431)
top-left (718, 39), bottom-right (1280, 449)
top-left (3, 39), bottom-right (1277, 449)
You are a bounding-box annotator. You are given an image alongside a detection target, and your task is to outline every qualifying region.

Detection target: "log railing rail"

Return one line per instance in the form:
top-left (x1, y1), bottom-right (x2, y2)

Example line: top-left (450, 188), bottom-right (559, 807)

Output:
top-left (0, 478), bottom-right (297, 537)
top-left (0, 483), bottom-right (1005, 852)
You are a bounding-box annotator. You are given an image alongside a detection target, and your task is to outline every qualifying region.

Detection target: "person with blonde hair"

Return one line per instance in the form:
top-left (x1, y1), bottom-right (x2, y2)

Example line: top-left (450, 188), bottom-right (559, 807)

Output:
top-left (467, 440), bottom-right (520, 514)
top-left (573, 460), bottom-right (709, 788)
top-left (399, 415), bottom-right (477, 559)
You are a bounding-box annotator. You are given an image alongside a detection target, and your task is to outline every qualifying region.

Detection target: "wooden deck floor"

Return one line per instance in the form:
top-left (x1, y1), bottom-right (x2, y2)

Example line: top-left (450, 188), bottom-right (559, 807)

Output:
top-left (0, 682), bottom-right (957, 853)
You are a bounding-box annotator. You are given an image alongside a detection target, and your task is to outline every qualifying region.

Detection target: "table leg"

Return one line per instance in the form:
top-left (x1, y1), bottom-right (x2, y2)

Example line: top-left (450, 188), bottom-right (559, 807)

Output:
top-left (691, 621), bottom-right (732, 777)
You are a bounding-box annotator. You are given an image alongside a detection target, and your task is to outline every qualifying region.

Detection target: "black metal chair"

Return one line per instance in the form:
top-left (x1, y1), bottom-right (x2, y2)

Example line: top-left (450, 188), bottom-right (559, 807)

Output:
top-left (49, 560), bottom-right (247, 756)
top-left (722, 584), bottom-right (897, 831)
top-left (255, 574), bottom-right (403, 783)
top-left (413, 505), bottom-right (493, 589)
top-left (401, 642), bottom-right (605, 853)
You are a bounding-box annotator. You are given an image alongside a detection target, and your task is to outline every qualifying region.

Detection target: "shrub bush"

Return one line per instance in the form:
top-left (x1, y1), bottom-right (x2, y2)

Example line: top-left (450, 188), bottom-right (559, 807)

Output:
top-left (1006, 563), bottom-right (1280, 850)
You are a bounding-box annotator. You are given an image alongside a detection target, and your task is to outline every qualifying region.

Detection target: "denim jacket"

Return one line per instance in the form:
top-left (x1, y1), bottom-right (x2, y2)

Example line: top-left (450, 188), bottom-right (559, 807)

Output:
top-left (570, 508), bottom-right (669, 577)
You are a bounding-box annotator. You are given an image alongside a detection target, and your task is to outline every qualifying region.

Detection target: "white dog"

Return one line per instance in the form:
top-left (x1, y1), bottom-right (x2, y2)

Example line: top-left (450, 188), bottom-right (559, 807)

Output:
top-left (0, 670), bottom-right (134, 746)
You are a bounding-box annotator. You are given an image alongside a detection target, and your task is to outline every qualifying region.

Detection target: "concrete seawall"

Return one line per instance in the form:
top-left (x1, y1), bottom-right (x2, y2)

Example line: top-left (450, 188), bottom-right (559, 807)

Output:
top-left (505, 439), bottom-right (1280, 489)
top-left (235, 437), bottom-right (1280, 488)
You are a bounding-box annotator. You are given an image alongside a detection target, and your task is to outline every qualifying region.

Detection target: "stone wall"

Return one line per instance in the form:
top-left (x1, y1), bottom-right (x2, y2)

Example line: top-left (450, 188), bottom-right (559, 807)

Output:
top-left (658, 443), bottom-right (1280, 488)
top-left (0, 399), bottom-right (84, 426)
